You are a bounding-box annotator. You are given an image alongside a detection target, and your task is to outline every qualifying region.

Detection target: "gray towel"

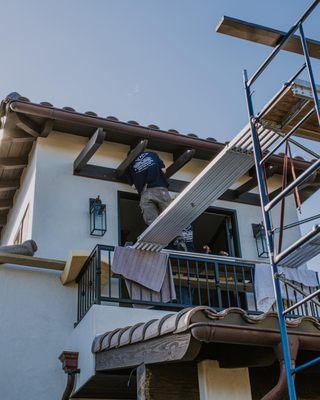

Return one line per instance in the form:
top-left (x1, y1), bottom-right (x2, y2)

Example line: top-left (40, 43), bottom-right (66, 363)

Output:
top-left (112, 246), bottom-right (176, 304)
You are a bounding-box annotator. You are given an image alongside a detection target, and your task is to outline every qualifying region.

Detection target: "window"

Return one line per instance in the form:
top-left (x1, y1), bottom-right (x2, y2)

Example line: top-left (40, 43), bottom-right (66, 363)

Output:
top-left (14, 205), bottom-right (30, 245)
top-left (118, 192), bottom-right (241, 256)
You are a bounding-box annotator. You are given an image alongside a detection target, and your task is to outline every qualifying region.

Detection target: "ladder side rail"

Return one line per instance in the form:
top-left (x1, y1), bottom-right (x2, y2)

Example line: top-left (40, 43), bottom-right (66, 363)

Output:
top-left (243, 69), bottom-right (297, 400)
top-left (300, 24), bottom-right (320, 124)
top-left (247, 0), bottom-right (320, 87)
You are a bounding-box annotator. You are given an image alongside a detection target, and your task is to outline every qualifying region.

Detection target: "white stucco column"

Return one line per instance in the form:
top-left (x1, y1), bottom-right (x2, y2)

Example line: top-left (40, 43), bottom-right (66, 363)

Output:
top-left (197, 360), bottom-right (252, 400)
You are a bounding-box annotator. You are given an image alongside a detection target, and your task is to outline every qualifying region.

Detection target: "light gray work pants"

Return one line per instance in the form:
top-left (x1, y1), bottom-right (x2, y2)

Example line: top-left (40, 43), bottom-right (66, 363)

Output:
top-left (140, 187), bottom-right (171, 226)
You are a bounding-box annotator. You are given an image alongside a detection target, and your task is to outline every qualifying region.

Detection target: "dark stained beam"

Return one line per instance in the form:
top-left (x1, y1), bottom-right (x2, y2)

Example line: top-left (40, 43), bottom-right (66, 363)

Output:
top-left (96, 332), bottom-right (200, 372)
top-left (1, 131), bottom-right (35, 143)
top-left (41, 119), bottom-right (54, 137)
top-left (0, 199), bottom-right (13, 210)
top-left (136, 363), bottom-right (199, 400)
top-left (116, 139), bottom-right (148, 177)
top-left (74, 164), bottom-right (261, 206)
top-left (216, 16), bottom-right (320, 59)
top-left (72, 373), bottom-right (136, 399)
top-left (14, 112), bottom-right (42, 137)
top-left (0, 180), bottom-right (20, 191)
top-left (234, 165), bottom-right (275, 198)
top-left (73, 128), bottom-right (106, 173)
top-left (0, 157), bottom-right (28, 169)
top-left (165, 149), bottom-right (195, 179)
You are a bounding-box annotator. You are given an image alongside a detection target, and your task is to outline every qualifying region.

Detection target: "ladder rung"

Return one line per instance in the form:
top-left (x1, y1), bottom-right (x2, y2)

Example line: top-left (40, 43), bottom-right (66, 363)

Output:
top-left (265, 157), bottom-right (320, 212)
top-left (275, 225), bottom-right (320, 267)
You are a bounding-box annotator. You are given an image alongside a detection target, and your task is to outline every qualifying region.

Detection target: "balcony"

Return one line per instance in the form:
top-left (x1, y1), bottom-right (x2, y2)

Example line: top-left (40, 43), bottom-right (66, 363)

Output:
top-left (75, 245), bottom-right (320, 324)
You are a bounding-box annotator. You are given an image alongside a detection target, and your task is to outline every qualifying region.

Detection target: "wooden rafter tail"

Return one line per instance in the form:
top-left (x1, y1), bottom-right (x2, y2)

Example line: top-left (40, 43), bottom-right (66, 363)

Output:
top-left (73, 128), bottom-right (106, 173)
top-left (116, 139), bottom-right (148, 178)
top-left (234, 165), bottom-right (275, 198)
top-left (13, 112), bottom-right (42, 137)
top-left (0, 157), bottom-right (28, 169)
top-left (0, 180), bottom-right (20, 191)
top-left (165, 148), bottom-right (196, 179)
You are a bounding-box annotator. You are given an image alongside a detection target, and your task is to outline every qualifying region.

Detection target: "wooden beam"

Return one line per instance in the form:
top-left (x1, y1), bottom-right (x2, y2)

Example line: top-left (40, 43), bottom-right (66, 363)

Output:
top-left (0, 252), bottom-right (65, 270)
top-left (0, 180), bottom-right (20, 191)
top-left (41, 119), bottom-right (54, 137)
top-left (72, 373), bottom-right (136, 399)
top-left (73, 128), bottom-right (106, 173)
top-left (14, 112), bottom-right (42, 137)
top-left (165, 149), bottom-right (195, 178)
top-left (234, 166), bottom-right (275, 198)
top-left (1, 131), bottom-right (35, 143)
top-left (0, 199), bottom-right (13, 210)
top-left (116, 139), bottom-right (148, 177)
top-left (216, 16), bottom-right (320, 59)
top-left (0, 157), bottom-right (28, 169)
top-left (96, 333), bottom-right (200, 371)
top-left (137, 363), bottom-right (199, 400)
top-left (74, 164), bottom-right (261, 206)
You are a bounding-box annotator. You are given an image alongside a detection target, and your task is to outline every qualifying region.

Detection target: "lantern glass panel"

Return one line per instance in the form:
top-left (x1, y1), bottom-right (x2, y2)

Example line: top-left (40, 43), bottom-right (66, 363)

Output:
top-left (90, 197), bottom-right (107, 236)
top-left (252, 223), bottom-right (268, 258)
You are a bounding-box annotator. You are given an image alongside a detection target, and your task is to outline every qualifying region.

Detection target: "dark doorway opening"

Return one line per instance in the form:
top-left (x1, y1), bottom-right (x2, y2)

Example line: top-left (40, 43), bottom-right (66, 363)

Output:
top-left (118, 191), bottom-right (241, 257)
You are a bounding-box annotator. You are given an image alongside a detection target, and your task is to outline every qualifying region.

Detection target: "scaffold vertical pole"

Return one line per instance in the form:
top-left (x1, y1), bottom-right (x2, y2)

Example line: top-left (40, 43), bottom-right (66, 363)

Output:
top-left (243, 69), bottom-right (297, 400)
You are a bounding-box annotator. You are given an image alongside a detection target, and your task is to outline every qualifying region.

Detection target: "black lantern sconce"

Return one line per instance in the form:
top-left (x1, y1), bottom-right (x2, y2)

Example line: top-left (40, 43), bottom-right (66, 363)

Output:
top-left (90, 196), bottom-right (107, 236)
top-left (252, 223), bottom-right (268, 258)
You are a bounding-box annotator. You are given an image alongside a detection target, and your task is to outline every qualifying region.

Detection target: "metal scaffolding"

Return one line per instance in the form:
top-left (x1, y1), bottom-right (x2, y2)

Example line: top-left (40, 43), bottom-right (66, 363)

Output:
top-left (242, 1), bottom-right (320, 398)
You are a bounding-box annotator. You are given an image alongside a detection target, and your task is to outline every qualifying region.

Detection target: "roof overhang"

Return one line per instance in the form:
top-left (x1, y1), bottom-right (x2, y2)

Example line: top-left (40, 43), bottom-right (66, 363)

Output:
top-left (92, 307), bottom-right (320, 372)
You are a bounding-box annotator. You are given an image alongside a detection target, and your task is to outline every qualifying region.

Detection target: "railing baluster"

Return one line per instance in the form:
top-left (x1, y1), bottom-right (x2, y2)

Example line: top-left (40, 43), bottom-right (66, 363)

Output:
top-left (176, 258), bottom-right (183, 304)
top-left (186, 258), bottom-right (192, 306)
top-left (224, 263), bottom-right (231, 308)
top-left (233, 265), bottom-right (240, 307)
top-left (250, 266), bottom-right (258, 311)
top-left (195, 261), bottom-right (202, 305)
top-left (214, 261), bottom-right (223, 308)
top-left (204, 261), bottom-right (211, 307)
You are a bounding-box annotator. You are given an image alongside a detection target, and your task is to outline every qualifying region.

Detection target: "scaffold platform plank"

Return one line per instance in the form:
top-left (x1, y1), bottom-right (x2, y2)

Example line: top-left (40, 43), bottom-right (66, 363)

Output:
top-left (216, 16), bottom-right (320, 59)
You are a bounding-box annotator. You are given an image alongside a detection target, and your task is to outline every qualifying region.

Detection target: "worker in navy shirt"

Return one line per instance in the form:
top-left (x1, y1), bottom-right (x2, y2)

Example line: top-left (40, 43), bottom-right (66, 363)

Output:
top-left (127, 151), bottom-right (172, 226)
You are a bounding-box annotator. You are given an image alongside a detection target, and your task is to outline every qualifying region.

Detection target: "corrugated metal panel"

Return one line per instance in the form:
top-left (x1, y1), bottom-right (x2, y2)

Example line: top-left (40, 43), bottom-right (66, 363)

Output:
top-left (280, 236), bottom-right (320, 268)
top-left (134, 125), bottom-right (279, 251)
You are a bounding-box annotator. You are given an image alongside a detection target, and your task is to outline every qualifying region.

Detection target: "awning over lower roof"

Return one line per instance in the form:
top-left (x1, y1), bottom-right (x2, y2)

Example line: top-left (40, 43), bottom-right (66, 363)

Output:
top-left (92, 306), bottom-right (320, 372)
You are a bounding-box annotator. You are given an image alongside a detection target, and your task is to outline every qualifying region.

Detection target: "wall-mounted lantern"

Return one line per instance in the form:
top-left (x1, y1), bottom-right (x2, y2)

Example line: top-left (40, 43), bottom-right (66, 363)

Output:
top-left (90, 196), bottom-right (106, 236)
top-left (252, 223), bottom-right (268, 258)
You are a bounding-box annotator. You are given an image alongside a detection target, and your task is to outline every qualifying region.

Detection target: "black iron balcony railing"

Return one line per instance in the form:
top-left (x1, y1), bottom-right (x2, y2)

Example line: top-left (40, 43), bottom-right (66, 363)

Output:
top-left (75, 244), bottom-right (320, 324)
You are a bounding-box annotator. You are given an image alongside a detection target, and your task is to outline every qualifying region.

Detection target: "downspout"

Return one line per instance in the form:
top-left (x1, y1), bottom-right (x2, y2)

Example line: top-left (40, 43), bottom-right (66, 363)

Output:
top-left (59, 351), bottom-right (80, 400)
top-left (261, 337), bottom-right (299, 400)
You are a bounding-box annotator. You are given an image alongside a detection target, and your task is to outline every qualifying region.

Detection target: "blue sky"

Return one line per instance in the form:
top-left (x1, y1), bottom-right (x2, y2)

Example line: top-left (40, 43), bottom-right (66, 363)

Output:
top-left (0, 0), bottom-right (319, 247)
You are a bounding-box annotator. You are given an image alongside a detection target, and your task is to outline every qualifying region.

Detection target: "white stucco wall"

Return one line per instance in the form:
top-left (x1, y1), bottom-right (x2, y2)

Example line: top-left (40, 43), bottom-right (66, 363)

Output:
top-left (0, 264), bottom-right (75, 400)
